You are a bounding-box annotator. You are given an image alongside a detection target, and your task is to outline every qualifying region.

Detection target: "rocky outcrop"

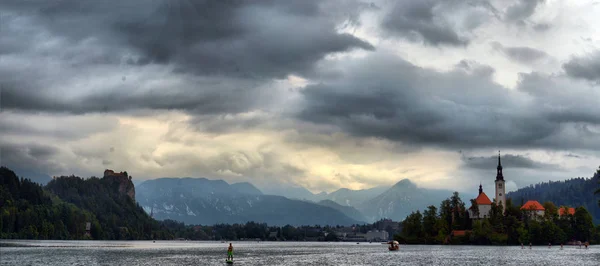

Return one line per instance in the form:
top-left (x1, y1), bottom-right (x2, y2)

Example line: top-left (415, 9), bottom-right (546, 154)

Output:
top-left (103, 169), bottom-right (135, 201)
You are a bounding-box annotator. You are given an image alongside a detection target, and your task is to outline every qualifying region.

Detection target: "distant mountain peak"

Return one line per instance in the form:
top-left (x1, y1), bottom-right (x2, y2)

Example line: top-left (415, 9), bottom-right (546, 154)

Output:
top-left (231, 182), bottom-right (263, 195)
top-left (392, 179), bottom-right (416, 188)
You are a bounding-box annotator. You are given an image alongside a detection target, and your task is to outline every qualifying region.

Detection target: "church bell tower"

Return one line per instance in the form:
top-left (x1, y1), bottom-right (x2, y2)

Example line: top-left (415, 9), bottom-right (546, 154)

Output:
top-left (495, 151), bottom-right (506, 212)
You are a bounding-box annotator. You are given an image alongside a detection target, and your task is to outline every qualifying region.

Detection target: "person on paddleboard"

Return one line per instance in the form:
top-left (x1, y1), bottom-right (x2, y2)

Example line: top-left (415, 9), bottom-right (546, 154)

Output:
top-left (227, 243), bottom-right (234, 261)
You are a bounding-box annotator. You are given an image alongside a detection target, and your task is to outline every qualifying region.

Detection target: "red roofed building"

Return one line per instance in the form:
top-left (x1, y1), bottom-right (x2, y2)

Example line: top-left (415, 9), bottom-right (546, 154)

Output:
top-left (558, 207), bottom-right (575, 216)
top-left (451, 230), bottom-right (471, 237)
top-left (521, 200), bottom-right (545, 220)
top-left (469, 184), bottom-right (493, 219)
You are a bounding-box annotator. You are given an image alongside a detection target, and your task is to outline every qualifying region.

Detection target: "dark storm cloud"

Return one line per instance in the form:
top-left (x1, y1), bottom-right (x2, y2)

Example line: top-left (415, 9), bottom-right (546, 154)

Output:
top-left (381, 0), bottom-right (496, 46)
top-left (0, 112), bottom-right (119, 140)
top-left (1, 78), bottom-right (267, 115)
top-left (0, 142), bottom-right (64, 174)
top-left (504, 0), bottom-right (544, 23)
top-left (516, 72), bottom-right (600, 125)
top-left (565, 153), bottom-right (584, 159)
top-left (462, 154), bottom-right (561, 170)
top-left (491, 42), bottom-right (548, 64)
top-left (382, 1), bottom-right (466, 46)
top-left (297, 52), bottom-right (600, 150)
top-left (0, 0), bottom-right (373, 114)
top-left (563, 51), bottom-right (600, 82)
top-left (532, 23), bottom-right (551, 32)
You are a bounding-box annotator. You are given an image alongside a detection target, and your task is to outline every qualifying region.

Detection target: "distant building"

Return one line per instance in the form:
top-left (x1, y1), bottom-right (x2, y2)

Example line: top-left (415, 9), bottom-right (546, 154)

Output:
top-left (521, 200), bottom-right (545, 220)
top-left (469, 184), bottom-right (492, 219)
top-left (365, 230), bottom-right (389, 241)
top-left (558, 207), bottom-right (575, 217)
top-left (104, 169), bottom-right (128, 178)
top-left (468, 152), bottom-right (506, 219)
top-left (85, 222), bottom-right (91, 238)
top-left (450, 230), bottom-right (470, 237)
top-left (378, 219), bottom-right (399, 231)
top-left (269, 231), bottom-right (278, 239)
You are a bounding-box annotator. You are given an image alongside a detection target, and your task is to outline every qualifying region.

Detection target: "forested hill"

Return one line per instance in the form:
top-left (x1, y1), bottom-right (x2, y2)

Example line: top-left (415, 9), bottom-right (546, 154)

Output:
top-left (0, 167), bottom-right (172, 240)
top-left (506, 168), bottom-right (600, 224)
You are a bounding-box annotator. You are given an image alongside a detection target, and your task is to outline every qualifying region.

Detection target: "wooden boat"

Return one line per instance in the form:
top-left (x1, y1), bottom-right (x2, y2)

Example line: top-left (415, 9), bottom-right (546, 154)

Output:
top-left (388, 241), bottom-right (400, 251)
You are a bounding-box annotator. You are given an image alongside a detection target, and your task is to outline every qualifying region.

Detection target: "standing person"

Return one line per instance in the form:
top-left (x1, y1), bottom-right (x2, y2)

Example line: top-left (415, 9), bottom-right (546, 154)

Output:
top-left (227, 243), bottom-right (234, 261)
top-left (529, 243), bottom-right (532, 249)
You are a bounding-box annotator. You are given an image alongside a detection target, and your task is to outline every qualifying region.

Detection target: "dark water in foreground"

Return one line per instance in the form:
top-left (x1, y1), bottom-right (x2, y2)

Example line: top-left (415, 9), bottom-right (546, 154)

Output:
top-left (1, 240), bottom-right (598, 266)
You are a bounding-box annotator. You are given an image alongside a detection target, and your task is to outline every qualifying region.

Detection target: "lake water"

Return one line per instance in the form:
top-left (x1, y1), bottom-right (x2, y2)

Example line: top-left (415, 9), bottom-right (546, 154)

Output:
top-left (1, 240), bottom-right (598, 266)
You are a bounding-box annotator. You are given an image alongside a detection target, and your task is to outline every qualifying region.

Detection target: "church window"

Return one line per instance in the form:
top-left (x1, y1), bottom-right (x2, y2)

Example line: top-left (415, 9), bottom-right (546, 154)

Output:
top-left (499, 184), bottom-right (502, 188)
top-left (499, 193), bottom-right (502, 196)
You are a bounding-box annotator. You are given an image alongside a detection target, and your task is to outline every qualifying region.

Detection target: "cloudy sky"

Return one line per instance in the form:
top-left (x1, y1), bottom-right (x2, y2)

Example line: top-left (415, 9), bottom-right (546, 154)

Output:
top-left (1, 0), bottom-right (599, 194)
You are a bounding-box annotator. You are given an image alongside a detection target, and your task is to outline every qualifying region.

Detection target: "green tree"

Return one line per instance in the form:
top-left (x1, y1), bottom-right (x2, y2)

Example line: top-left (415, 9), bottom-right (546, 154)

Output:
top-left (543, 202), bottom-right (558, 221)
top-left (422, 205), bottom-right (438, 242)
top-left (471, 219), bottom-right (492, 244)
top-left (517, 224), bottom-right (529, 245)
top-left (439, 199), bottom-right (452, 232)
top-left (450, 192), bottom-right (466, 229)
top-left (489, 202), bottom-right (505, 233)
top-left (400, 211), bottom-right (424, 243)
top-left (595, 167), bottom-right (600, 208)
top-left (573, 207), bottom-right (594, 242)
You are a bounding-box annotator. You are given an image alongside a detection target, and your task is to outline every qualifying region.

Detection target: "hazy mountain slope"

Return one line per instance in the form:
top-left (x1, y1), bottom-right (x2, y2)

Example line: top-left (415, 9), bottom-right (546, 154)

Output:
top-left (324, 186), bottom-right (390, 207)
top-left (136, 178), bottom-right (359, 226)
top-left (258, 183), bottom-right (322, 201)
top-left (357, 179), bottom-right (452, 223)
top-left (230, 182), bottom-right (263, 195)
top-left (317, 199), bottom-right (367, 223)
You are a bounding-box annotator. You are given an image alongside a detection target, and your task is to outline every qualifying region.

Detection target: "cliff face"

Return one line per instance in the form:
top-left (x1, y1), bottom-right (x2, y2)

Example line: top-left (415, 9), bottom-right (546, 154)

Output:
top-left (104, 170), bottom-right (135, 201)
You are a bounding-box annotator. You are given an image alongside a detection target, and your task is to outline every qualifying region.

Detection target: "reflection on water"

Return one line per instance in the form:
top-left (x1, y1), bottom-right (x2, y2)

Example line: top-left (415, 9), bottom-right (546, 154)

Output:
top-left (1, 240), bottom-right (599, 266)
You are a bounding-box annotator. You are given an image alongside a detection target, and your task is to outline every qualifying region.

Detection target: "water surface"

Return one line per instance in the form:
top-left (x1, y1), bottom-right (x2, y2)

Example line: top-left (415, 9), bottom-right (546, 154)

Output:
top-left (1, 240), bottom-right (598, 265)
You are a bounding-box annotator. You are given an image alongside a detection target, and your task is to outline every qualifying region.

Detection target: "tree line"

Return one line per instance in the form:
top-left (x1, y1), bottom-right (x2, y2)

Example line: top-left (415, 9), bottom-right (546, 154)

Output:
top-left (396, 167), bottom-right (600, 245)
top-left (397, 177), bottom-right (600, 245)
top-left (2, 165), bottom-right (599, 243)
top-left (0, 167), bottom-right (174, 240)
top-left (159, 218), bottom-right (396, 241)
top-left (0, 166), bottom-right (391, 241)
top-left (507, 167), bottom-right (600, 224)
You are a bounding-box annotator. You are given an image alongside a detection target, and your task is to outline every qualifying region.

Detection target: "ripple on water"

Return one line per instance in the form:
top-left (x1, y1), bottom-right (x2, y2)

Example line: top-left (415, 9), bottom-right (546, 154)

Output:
top-left (0, 241), bottom-right (599, 266)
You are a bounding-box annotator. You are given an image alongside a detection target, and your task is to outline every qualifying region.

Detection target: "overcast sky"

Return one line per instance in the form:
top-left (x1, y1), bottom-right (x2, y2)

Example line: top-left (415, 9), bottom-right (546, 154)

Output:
top-left (1, 0), bottom-right (599, 194)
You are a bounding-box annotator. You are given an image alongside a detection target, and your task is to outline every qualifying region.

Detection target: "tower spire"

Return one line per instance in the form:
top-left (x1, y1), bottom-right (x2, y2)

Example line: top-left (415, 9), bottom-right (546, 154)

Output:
top-left (498, 150), bottom-right (501, 167)
top-left (479, 183), bottom-right (483, 195)
top-left (496, 150), bottom-right (504, 181)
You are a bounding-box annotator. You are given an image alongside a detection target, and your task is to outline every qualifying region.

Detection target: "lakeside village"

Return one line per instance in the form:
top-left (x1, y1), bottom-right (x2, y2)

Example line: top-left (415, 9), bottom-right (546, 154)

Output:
top-left (169, 154), bottom-right (598, 245)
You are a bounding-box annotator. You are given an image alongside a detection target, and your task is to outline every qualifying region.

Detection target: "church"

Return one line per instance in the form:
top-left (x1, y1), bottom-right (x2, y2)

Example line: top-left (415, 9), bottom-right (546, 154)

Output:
top-left (468, 153), bottom-right (506, 219)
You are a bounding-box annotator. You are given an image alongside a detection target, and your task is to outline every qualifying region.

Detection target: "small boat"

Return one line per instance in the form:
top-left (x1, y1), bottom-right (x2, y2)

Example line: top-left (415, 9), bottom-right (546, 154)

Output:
top-left (388, 241), bottom-right (400, 251)
top-left (226, 259), bottom-right (234, 264)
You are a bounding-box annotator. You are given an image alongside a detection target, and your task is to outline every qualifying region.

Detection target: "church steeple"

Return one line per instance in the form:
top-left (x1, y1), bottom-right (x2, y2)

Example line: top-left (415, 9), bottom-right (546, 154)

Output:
top-left (479, 183), bottom-right (483, 195)
top-left (496, 151), bottom-right (504, 181)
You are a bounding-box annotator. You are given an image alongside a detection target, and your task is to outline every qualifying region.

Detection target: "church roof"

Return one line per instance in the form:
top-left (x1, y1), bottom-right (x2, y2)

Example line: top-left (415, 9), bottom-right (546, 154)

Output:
top-left (558, 207), bottom-right (575, 216)
top-left (474, 192), bottom-right (492, 205)
top-left (451, 230), bottom-right (470, 237)
top-left (521, 200), bottom-right (545, 211)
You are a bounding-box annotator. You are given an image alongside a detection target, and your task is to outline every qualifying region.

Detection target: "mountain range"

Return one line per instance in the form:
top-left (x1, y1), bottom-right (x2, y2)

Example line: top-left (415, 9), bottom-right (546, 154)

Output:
top-left (356, 179), bottom-right (453, 222)
top-left (136, 176), bottom-right (458, 225)
top-left (136, 178), bottom-right (361, 226)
